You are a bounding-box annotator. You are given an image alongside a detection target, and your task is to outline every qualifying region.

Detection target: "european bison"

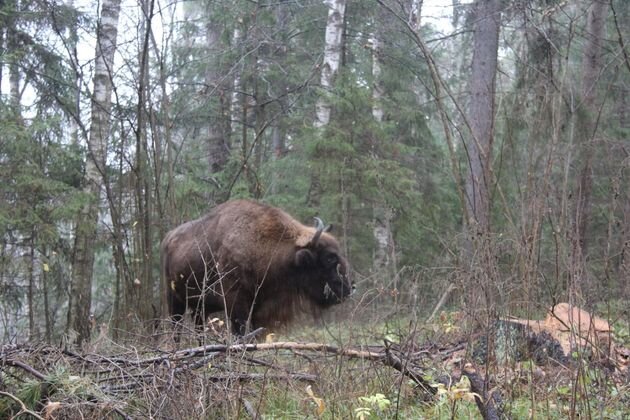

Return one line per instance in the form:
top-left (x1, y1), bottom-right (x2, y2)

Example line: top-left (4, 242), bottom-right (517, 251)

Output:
top-left (161, 199), bottom-right (353, 335)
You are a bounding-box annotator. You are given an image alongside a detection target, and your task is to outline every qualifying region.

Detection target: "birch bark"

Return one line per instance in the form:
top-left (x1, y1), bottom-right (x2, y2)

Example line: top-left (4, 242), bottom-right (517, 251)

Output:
top-left (68, 0), bottom-right (121, 345)
top-left (370, 33), bottom-right (393, 274)
top-left (308, 0), bottom-right (347, 208)
top-left (314, 0), bottom-right (347, 128)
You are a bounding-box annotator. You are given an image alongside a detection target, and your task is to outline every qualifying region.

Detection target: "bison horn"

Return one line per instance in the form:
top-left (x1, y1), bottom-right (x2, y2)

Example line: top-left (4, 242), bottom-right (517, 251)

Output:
top-left (311, 217), bottom-right (326, 245)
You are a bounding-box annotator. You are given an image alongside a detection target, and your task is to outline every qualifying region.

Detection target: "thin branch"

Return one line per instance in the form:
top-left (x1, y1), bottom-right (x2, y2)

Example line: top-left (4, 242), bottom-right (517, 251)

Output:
top-left (0, 391), bottom-right (45, 420)
top-left (610, 0), bottom-right (630, 74)
top-left (375, 0), bottom-right (468, 223)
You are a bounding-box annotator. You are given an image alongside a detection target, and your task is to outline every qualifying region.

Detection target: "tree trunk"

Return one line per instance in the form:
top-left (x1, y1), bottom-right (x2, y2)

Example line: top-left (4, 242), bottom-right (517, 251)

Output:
top-left (0, 19), bottom-right (3, 91)
top-left (464, 0), bottom-right (501, 235)
top-left (370, 32), bottom-right (394, 275)
top-left (42, 248), bottom-right (52, 343)
top-left (308, 0), bottom-right (347, 208)
top-left (7, 1), bottom-right (20, 113)
top-left (273, 4), bottom-right (288, 162)
top-left (206, 4), bottom-right (229, 174)
top-left (107, 140), bottom-right (130, 339)
top-left (68, 0), bottom-right (121, 346)
top-left (66, 0), bottom-right (81, 146)
top-left (575, 0), bottom-right (608, 256)
top-left (622, 182), bottom-right (630, 300)
top-left (410, 0), bottom-right (423, 32)
top-left (462, 0), bottom-right (501, 312)
top-left (134, 0), bottom-right (155, 324)
top-left (253, 92), bottom-right (265, 198)
top-left (27, 237), bottom-right (36, 341)
top-left (314, 0), bottom-right (347, 128)
top-left (149, 29), bottom-right (175, 319)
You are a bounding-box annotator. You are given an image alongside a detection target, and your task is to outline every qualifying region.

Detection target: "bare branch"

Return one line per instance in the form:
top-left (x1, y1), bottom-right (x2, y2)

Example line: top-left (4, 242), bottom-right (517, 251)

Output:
top-left (0, 391), bottom-right (45, 420)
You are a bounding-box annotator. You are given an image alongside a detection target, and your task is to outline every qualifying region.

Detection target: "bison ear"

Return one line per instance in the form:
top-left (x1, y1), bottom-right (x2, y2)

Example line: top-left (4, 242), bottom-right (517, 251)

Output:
top-left (295, 248), bottom-right (316, 268)
top-left (325, 224), bottom-right (333, 232)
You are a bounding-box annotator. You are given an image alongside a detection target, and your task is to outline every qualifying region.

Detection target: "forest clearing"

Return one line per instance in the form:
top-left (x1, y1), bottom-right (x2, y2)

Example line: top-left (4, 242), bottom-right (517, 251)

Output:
top-left (1, 0), bottom-right (629, 418)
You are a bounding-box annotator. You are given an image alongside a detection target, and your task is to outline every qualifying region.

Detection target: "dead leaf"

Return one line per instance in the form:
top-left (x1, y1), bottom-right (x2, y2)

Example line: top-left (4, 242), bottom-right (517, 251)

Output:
top-left (44, 401), bottom-right (61, 419)
top-left (306, 385), bottom-right (325, 416)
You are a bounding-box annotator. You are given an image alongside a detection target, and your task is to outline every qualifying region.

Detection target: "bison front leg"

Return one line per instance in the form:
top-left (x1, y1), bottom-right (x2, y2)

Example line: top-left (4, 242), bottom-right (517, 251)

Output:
top-left (226, 297), bottom-right (255, 336)
top-left (168, 298), bottom-right (187, 343)
top-left (193, 309), bottom-right (206, 332)
top-left (229, 306), bottom-right (252, 336)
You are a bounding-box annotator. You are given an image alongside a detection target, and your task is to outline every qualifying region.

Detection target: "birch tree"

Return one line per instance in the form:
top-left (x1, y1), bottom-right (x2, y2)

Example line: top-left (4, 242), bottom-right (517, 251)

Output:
top-left (308, 0), bottom-right (347, 208)
top-left (6, 1), bottom-right (21, 113)
top-left (370, 31), bottom-right (393, 274)
top-left (410, 0), bottom-right (423, 33)
top-left (68, 0), bottom-right (121, 345)
top-left (230, 24), bottom-right (244, 144)
top-left (314, 0), bottom-right (347, 128)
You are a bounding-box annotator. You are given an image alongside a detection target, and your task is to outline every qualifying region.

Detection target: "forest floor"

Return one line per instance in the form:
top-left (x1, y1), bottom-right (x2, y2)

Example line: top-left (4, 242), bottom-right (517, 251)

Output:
top-left (1, 301), bottom-right (629, 419)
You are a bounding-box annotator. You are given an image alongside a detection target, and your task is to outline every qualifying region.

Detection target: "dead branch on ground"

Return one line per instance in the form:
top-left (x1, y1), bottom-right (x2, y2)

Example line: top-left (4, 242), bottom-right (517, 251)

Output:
top-left (1, 339), bottom-right (508, 420)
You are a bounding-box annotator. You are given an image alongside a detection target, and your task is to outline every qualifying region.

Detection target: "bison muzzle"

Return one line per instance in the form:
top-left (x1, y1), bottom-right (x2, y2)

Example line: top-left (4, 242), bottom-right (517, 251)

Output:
top-left (161, 199), bottom-right (354, 335)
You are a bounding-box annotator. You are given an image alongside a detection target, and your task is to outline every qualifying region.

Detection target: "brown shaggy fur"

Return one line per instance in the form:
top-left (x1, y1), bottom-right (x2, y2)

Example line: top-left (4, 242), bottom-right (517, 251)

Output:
top-left (161, 199), bottom-right (352, 335)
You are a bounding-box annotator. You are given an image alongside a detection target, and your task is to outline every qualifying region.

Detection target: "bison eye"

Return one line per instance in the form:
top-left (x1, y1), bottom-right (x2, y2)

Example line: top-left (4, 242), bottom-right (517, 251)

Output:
top-left (325, 254), bottom-right (338, 266)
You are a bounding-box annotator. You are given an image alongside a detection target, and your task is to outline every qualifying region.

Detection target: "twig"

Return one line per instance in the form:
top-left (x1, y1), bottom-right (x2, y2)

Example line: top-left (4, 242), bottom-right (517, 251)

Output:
top-left (2, 340), bottom-right (489, 416)
top-left (426, 282), bottom-right (457, 323)
top-left (0, 391), bottom-right (45, 420)
top-left (236, 327), bottom-right (266, 343)
top-left (610, 0), bottom-right (630, 74)
top-left (112, 406), bottom-right (134, 420)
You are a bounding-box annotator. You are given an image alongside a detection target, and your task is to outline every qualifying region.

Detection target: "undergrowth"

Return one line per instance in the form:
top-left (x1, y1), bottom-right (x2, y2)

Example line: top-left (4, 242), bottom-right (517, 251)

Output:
top-left (1, 301), bottom-right (628, 419)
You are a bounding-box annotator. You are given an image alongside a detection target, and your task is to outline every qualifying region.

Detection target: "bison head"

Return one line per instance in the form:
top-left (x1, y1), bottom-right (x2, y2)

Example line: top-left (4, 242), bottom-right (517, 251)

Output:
top-left (294, 217), bottom-right (354, 306)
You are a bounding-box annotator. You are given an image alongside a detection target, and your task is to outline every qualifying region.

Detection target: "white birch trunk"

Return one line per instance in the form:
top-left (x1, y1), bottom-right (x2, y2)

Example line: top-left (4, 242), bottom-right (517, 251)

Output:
top-left (230, 26), bottom-right (243, 140)
top-left (314, 0), bottom-right (347, 128)
top-left (69, 0), bottom-right (121, 345)
top-left (371, 35), bottom-right (385, 123)
top-left (370, 32), bottom-right (393, 274)
top-left (410, 0), bottom-right (423, 33)
top-left (7, 8), bottom-right (20, 112)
